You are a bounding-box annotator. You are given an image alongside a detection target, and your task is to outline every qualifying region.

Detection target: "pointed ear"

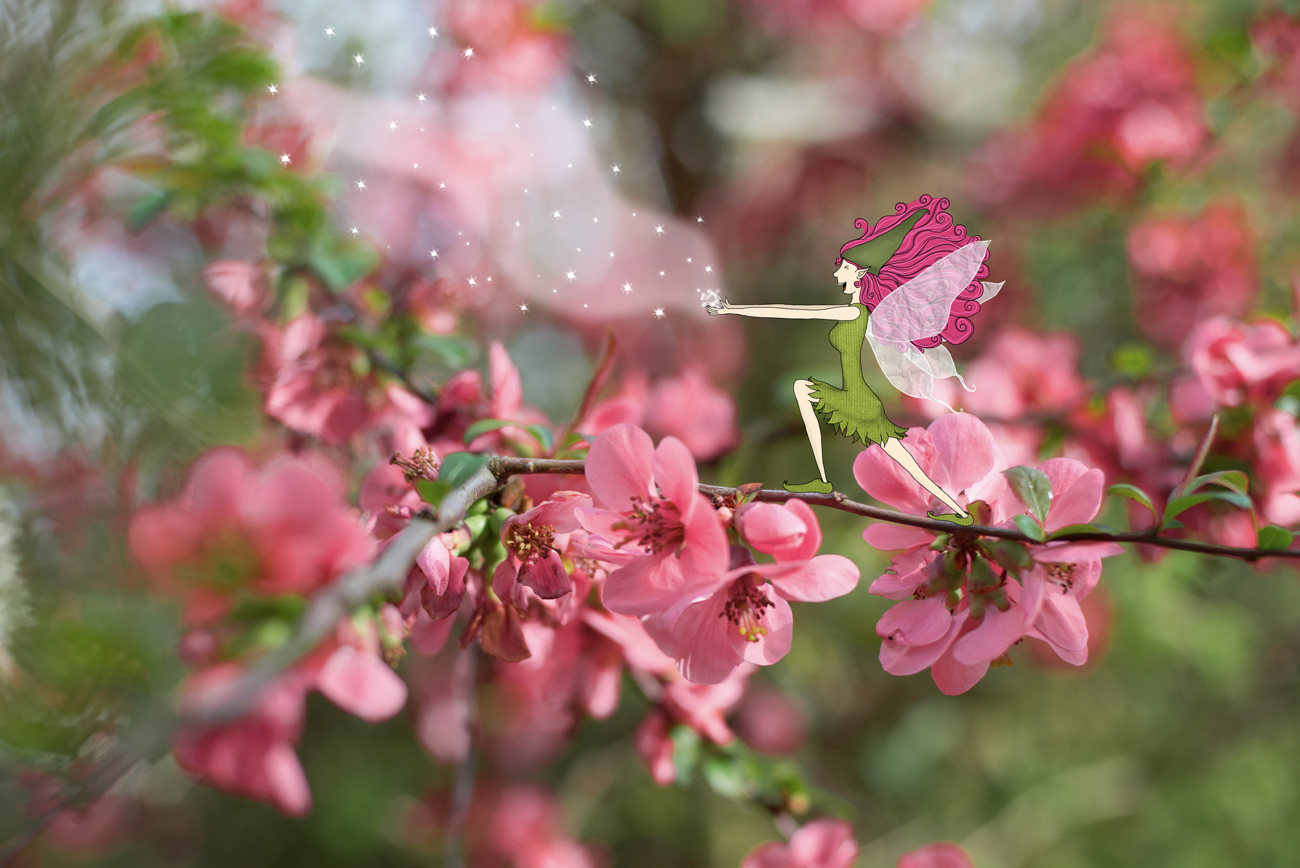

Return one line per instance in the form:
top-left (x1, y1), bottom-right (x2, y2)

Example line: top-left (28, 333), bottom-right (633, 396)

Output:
top-left (855, 267), bottom-right (868, 279)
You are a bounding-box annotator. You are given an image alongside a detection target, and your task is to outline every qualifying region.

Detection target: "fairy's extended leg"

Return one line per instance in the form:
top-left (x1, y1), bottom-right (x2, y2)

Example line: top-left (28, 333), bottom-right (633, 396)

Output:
top-left (784, 379), bottom-right (832, 493)
top-left (881, 437), bottom-right (968, 517)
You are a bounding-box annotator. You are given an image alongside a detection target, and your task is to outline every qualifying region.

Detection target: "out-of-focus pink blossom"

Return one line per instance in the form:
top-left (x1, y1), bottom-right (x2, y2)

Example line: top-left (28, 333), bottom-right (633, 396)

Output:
top-left (740, 818), bottom-right (859, 868)
top-left (740, 0), bottom-right (929, 36)
top-left (1186, 317), bottom-right (1300, 408)
top-left (315, 645), bottom-right (407, 724)
top-left (483, 786), bottom-right (602, 868)
top-left (202, 260), bottom-right (267, 316)
top-left (1253, 408), bottom-right (1300, 526)
top-left (259, 314), bottom-right (372, 444)
top-left (733, 686), bottom-right (808, 756)
top-left (1128, 203), bottom-right (1258, 346)
top-left (958, 326), bottom-right (1088, 419)
top-left (644, 366), bottom-right (741, 462)
top-left (896, 842), bottom-right (975, 868)
top-left (576, 424), bottom-right (728, 615)
top-left (128, 448), bottom-right (372, 618)
top-left (172, 663), bottom-right (313, 817)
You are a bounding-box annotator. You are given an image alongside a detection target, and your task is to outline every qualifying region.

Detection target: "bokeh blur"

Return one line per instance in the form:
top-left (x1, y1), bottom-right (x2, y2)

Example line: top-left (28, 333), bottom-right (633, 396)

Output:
top-left (5, 0), bottom-right (1300, 866)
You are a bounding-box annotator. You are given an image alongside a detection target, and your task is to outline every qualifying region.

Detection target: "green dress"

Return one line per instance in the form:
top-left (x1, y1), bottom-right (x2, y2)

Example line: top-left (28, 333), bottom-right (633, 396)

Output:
top-left (807, 303), bottom-right (908, 447)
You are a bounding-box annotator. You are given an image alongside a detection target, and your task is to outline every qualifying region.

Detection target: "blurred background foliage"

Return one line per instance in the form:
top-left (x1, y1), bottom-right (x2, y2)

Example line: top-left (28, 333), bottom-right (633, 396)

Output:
top-left (4, 0), bottom-right (1300, 866)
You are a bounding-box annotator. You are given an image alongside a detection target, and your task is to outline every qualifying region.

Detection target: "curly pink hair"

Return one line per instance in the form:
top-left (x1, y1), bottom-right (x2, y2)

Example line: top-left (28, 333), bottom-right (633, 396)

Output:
top-left (837, 194), bottom-right (990, 352)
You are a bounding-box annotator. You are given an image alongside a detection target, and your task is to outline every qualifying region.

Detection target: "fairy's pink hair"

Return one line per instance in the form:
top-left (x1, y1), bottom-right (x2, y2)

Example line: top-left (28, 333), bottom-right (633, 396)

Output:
top-left (837, 194), bottom-right (990, 352)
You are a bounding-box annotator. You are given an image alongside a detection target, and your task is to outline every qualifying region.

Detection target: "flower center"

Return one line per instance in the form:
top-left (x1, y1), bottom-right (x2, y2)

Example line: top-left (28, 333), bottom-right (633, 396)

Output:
top-left (720, 575), bottom-right (774, 642)
top-left (1043, 562), bottom-right (1076, 593)
top-left (614, 495), bottom-right (685, 554)
top-left (505, 522), bottom-right (556, 565)
top-left (390, 447), bottom-right (440, 483)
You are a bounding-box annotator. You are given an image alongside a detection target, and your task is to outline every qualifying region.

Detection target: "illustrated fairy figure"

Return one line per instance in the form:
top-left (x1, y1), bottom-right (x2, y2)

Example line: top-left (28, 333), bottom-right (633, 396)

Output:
top-left (706, 195), bottom-right (1002, 526)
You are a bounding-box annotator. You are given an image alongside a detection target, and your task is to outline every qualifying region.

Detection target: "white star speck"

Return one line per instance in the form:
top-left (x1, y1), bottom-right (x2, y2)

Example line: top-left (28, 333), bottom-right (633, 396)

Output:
top-left (353, 53), bottom-right (365, 65)
top-left (686, 257), bottom-right (693, 263)
top-left (350, 226), bottom-right (359, 235)
top-left (705, 265), bottom-right (714, 273)
top-left (324, 26), bottom-right (335, 37)
top-left (438, 182), bottom-right (446, 189)
top-left (429, 249), bottom-right (439, 259)
top-left (279, 153), bottom-right (291, 165)
top-left (654, 308), bottom-right (665, 318)
top-left (586, 73), bottom-right (597, 84)
top-left (467, 277), bottom-right (478, 286)
top-left (623, 283), bottom-right (633, 294)
top-left (356, 180), bottom-right (366, 190)
top-left (463, 47), bottom-right (474, 58)
top-left (696, 216), bottom-right (705, 223)
top-left (659, 271), bottom-right (665, 276)
top-left (267, 84), bottom-right (278, 95)
top-left (388, 121), bottom-right (398, 131)
top-left (583, 118), bottom-right (593, 128)
top-left (519, 304), bottom-right (528, 312)
top-left (417, 93), bottom-right (427, 103)
top-left (654, 225), bottom-right (664, 235)
top-left (565, 271), bottom-right (576, 281)
top-left (552, 210), bottom-right (562, 219)
top-left (611, 165), bottom-right (621, 174)
top-left (428, 26), bottom-right (438, 37)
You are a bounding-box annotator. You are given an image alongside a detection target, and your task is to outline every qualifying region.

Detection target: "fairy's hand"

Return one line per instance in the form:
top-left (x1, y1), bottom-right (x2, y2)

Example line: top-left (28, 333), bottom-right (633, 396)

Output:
top-left (706, 297), bottom-right (732, 316)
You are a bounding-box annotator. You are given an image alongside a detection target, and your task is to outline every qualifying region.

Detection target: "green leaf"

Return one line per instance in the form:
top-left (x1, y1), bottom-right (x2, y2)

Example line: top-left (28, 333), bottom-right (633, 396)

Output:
top-left (1183, 469), bottom-right (1250, 498)
top-left (412, 332), bottom-right (477, 369)
top-left (976, 539), bottom-right (1032, 573)
top-left (1048, 523), bottom-right (1123, 538)
top-left (413, 479), bottom-right (448, 506)
top-left (968, 555), bottom-right (1002, 591)
top-left (438, 452), bottom-right (490, 489)
top-left (1012, 514), bottom-right (1045, 542)
top-left (464, 514), bottom-right (488, 540)
top-left (701, 754), bottom-right (751, 799)
top-left (1171, 413), bottom-right (1220, 500)
top-left (1003, 466), bottom-right (1053, 522)
top-left (670, 725), bottom-right (702, 786)
top-left (1163, 490), bottom-right (1253, 522)
top-left (1107, 483), bottom-right (1156, 515)
top-left (1258, 525), bottom-right (1294, 551)
top-left (308, 237), bottom-right (378, 292)
top-left (463, 418), bottom-right (555, 451)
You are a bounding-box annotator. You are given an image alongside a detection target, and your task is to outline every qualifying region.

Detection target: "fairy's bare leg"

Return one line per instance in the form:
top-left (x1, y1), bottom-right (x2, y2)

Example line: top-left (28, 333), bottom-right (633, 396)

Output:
top-left (881, 437), bottom-right (968, 516)
top-left (793, 379), bottom-right (828, 482)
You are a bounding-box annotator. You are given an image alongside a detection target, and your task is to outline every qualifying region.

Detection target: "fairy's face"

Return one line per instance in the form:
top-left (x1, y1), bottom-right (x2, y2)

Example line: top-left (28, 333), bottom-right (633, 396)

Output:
top-left (834, 259), bottom-right (866, 294)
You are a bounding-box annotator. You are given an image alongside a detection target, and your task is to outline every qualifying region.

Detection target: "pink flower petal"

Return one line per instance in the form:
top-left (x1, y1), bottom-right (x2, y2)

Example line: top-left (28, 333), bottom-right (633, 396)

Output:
top-left (263, 741), bottom-right (312, 817)
top-left (410, 610), bottom-right (454, 656)
top-left (863, 523), bottom-right (935, 552)
top-left (742, 593), bottom-right (794, 667)
top-left (879, 605), bottom-right (961, 676)
top-left (1042, 463), bottom-right (1105, 532)
top-left (518, 550), bottom-right (573, 599)
top-left (1033, 591), bottom-right (1089, 653)
top-left (316, 646), bottom-right (408, 723)
top-left (601, 550), bottom-right (687, 616)
top-left (760, 555), bottom-right (859, 603)
top-left (853, 433), bottom-right (933, 515)
top-left (417, 538), bottom-right (451, 596)
top-left (877, 597), bottom-right (952, 646)
top-left (586, 424), bottom-right (656, 511)
top-left (868, 549), bottom-right (933, 600)
top-left (651, 435), bottom-right (701, 521)
top-left (931, 645), bottom-right (990, 695)
top-left (670, 590), bottom-right (746, 685)
top-left (951, 580), bottom-right (1029, 666)
top-left (788, 818), bottom-right (859, 868)
top-left (929, 412), bottom-right (998, 494)
top-left (897, 842), bottom-right (975, 868)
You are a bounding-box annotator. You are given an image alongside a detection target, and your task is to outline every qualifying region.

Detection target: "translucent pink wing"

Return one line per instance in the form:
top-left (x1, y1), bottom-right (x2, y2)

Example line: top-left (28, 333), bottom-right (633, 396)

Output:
top-left (868, 240), bottom-right (989, 349)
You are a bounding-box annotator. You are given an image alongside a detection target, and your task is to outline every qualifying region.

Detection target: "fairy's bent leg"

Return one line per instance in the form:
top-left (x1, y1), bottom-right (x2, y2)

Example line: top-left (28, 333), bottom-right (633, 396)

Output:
top-left (881, 437), bottom-right (967, 516)
top-left (793, 379), bottom-right (828, 483)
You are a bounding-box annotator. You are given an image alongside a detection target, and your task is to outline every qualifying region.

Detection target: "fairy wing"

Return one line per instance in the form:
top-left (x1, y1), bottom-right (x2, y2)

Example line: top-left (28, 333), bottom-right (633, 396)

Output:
top-left (864, 240), bottom-right (998, 411)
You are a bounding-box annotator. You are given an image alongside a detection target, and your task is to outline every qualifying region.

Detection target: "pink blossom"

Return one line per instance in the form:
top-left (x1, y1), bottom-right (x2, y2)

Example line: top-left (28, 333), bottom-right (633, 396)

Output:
top-left (172, 663), bottom-right (313, 817)
top-left (202, 260), bottom-right (266, 316)
top-left (484, 786), bottom-right (602, 868)
top-left (259, 314), bottom-right (377, 444)
top-left (896, 842), bottom-right (975, 868)
top-left (128, 448), bottom-right (372, 615)
top-left (315, 645), bottom-right (407, 724)
top-left (493, 491), bottom-right (592, 603)
top-left (645, 543), bottom-right (858, 685)
top-left (959, 326), bottom-right (1088, 419)
top-left (740, 818), bottom-right (859, 868)
top-left (575, 424), bottom-right (729, 615)
top-left (1253, 408), bottom-right (1300, 526)
top-left (734, 499), bottom-right (823, 562)
top-left (1186, 317), bottom-right (1300, 408)
top-left (733, 686), bottom-right (808, 756)
top-left (644, 366), bottom-right (741, 461)
top-left (1127, 203), bottom-right (1258, 347)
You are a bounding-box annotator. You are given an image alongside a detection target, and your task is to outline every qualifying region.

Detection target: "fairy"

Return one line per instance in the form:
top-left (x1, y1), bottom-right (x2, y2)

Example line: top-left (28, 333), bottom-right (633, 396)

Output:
top-left (706, 195), bottom-right (1002, 526)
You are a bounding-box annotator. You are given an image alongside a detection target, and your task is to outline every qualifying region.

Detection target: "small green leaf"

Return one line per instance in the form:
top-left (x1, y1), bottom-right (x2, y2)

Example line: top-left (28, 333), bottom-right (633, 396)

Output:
top-left (701, 755), bottom-right (751, 799)
top-left (670, 725), bottom-right (702, 786)
top-left (1012, 514), bottom-right (1045, 542)
top-left (463, 418), bottom-right (554, 451)
top-left (977, 539), bottom-right (1032, 573)
top-left (438, 452), bottom-right (490, 489)
top-left (413, 479), bottom-right (449, 505)
top-left (1258, 525), bottom-right (1294, 551)
top-left (1107, 483), bottom-right (1156, 515)
top-left (1048, 523), bottom-right (1122, 538)
top-left (1171, 413), bottom-right (1220, 499)
top-left (1183, 469), bottom-right (1250, 498)
top-left (1003, 466), bottom-right (1053, 522)
top-left (1163, 490), bottom-right (1253, 522)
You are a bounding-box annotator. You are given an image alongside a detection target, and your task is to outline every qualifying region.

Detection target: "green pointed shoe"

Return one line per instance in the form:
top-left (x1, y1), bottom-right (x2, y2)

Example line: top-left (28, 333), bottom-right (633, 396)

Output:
top-left (783, 478), bottom-right (833, 494)
top-left (927, 511), bottom-right (974, 527)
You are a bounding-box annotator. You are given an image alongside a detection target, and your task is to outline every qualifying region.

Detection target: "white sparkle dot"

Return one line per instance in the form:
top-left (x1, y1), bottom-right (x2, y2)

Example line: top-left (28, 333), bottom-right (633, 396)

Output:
top-left (654, 308), bottom-right (665, 318)
top-left (654, 225), bottom-right (664, 235)
top-left (487, 277), bottom-right (492, 282)
top-left (697, 216), bottom-right (705, 223)
top-left (609, 252), bottom-right (615, 258)
top-left (686, 257), bottom-right (692, 263)
top-left (429, 249), bottom-right (439, 259)
top-left (623, 283), bottom-right (633, 294)
top-left (467, 277), bottom-right (478, 286)
top-left (705, 265), bottom-right (714, 273)
top-left (417, 93), bottom-right (427, 103)
top-left (388, 120), bottom-right (398, 131)
top-left (582, 118), bottom-right (593, 128)
top-left (350, 226), bottom-right (359, 235)
top-left (428, 26), bottom-right (439, 37)
top-left (586, 73), bottom-right (597, 84)
top-left (266, 84), bottom-right (278, 95)
top-left (584, 304), bottom-right (588, 308)
top-left (593, 218), bottom-right (599, 223)
top-left (552, 288), bottom-right (558, 293)
top-left (659, 271), bottom-right (665, 276)
top-left (520, 304), bottom-right (528, 312)
top-left (414, 163), bottom-right (419, 168)
top-left (552, 210), bottom-right (562, 219)
top-left (354, 53), bottom-right (365, 65)
top-left (515, 221), bottom-right (520, 227)
top-left (356, 179), bottom-right (366, 190)
top-left (567, 162), bottom-right (573, 168)
top-left (463, 47), bottom-right (474, 58)
top-left (438, 182), bottom-right (446, 189)
top-left (279, 153), bottom-right (291, 165)
top-left (565, 270), bottom-right (576, 281)
top-left (611, 165), bottom-right (621, 174)
top-left (324, 26), bottom-right (335, 37)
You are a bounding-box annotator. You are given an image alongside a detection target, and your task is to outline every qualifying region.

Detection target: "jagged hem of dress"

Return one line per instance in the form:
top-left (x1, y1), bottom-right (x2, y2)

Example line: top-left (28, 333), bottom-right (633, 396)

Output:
top-left (807, 380), bottom-right (908, 448)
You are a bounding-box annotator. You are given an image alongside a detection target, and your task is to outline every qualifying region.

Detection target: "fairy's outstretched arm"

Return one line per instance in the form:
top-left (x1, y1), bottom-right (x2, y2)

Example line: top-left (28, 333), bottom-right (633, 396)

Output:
top-left (706, 299), bottom-right (859, 321)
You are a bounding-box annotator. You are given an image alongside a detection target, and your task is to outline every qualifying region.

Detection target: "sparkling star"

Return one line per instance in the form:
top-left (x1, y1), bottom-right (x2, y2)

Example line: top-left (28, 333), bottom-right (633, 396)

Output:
top-left (696, 216), bottom-right (705, 223)
top-left (659, 271), bottom-right (665, 276)
top-left (279, 153), bottom-right (291, 165)
top-left (467, 277), bottom-right (478, 286)
top-left (324, 26), bottom-right (335, 37)
top-left (266, 83), bottom-right (278, 95)
top-left (438, 182), bottom-right (446, 189)
top-left (622, 283), bottom-right (633, 294)
top-left (388, 120), bottom-right (398, 131)
top-left (611, 165), bottom-right (621, 174)
top-left (653, 308), bottom-right (665, 318)
top-left (356, 180), bottom-right (366, 190)
top-left (654, 225), bottom-right (664, 235)
top-left (565, 270), bottom-right (576, 281)
top-left (354, 53), bottom-right (365, 65)
top-left (428, 26), bottom-right (439, 37)
top-left (413, 163), bottom-right (419, 168)
top-left (417, 93), bottom-right (427, 102)
top-left (686, 257), bottom-right (693, 263)
top-left (519, 303), bottom-right (528, 312)
top-left (463, 47), bottom-right (474, 58)
top-left (429, 249), bottom-right (439, 259)
top-left (350, 226), bottom-right (359, 235)
top-left (582, 118), bottom-right (593, 128)
top-left (586, 73), bottom-right (597, 84)
top-left (705, 265), bottom-right (714, 273)
top-left (552, 210), bottom-right (562, 219)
